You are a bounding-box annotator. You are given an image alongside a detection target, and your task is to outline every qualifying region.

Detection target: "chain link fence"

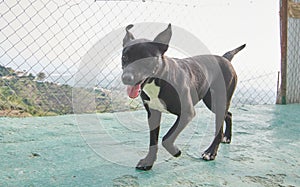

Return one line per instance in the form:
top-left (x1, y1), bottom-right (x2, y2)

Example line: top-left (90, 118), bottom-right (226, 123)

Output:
top-left (0, 0), bottom-right (279, 117)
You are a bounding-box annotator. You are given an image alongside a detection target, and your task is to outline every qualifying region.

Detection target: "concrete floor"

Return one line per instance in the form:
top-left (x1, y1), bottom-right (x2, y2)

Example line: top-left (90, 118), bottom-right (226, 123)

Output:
top-left (0, 104), bottom-right (299, 186)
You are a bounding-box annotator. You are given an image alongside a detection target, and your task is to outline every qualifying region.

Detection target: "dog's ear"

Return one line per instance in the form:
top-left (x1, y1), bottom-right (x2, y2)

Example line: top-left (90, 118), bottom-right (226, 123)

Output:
top-left (153, 23), bottom-right (172, 54)
top-left (153, 24), bottom-right (172, 44)
top-left (123, 24), bottom-right (135, 47)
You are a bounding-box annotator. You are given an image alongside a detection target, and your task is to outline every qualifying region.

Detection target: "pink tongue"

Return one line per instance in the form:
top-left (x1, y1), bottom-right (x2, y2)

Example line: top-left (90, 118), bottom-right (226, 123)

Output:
top-left (127, 84), bottom-right (141, 99)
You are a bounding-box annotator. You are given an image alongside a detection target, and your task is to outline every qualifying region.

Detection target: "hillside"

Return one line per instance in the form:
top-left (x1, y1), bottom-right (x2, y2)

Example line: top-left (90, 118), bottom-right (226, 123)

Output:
top-left (0, 65), bottom-right (115, 117)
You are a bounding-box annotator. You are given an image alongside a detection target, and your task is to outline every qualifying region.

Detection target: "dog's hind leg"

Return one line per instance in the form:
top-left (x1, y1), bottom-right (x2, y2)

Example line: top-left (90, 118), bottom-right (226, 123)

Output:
top-left (203, 82), bottom-right (235, 145)
top-left (202, 125), bottom-right (223, 161)
top-left (136, 104), bottom-right (161, 171)
top-left (203, 88), bottom-right (226, 142)
top-left (202, 77), bottom-right (227, 161)
top-left (222, 77), bottom-right (236, 144)
top-left (201, 109), bottom-right (226, 160)
top-left (222, 112), bottom-right (232, 143)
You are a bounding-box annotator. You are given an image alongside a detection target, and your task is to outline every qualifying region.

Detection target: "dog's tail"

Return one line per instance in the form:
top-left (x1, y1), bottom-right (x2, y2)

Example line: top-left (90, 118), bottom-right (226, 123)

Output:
top-left (222, 44), bottom-right (246, 62)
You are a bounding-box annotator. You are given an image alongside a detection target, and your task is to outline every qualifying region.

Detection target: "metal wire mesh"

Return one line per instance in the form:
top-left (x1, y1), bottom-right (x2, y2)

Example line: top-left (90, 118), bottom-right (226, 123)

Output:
top-left (287, 0), bottom-right (300, 103)
top-left (0, 0), bottom-right (278, 116)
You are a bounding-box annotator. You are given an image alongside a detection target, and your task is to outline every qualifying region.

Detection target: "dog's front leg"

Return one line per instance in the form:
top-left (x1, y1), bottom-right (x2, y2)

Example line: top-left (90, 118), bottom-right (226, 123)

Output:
top-left (162, 107), bottom-right (195, 157)
top-left (136, 105), bottom-right (161, 170)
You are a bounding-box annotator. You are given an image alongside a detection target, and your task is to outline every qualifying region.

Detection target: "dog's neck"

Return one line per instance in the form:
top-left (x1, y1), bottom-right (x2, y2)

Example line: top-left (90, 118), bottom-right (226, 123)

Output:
top-left (153, 55), bottom-right (167, 78)
top-left (141, 56), bottom-right (180, 89)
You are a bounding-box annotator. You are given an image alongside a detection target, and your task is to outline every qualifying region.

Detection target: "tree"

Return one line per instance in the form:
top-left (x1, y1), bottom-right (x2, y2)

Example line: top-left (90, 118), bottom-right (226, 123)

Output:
top-left (28, 73), bottom-right (35, 80)
top-left (0, 65), bottom-right (11, 77)
top-left (36, 72), bottom-right (46, 82)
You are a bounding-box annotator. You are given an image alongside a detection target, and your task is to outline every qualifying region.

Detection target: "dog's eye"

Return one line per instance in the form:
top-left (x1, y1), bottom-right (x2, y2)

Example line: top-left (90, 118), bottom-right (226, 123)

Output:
top-left (122, 55), bottom-right (129, 62)
top-left (122, 55), bottom-right (129, 69)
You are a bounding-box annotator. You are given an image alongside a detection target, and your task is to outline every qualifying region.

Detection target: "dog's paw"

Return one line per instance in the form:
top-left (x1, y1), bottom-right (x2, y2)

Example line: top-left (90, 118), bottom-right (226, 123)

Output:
top-left (136, 165), bottom-right (152, 171)
top-left (173, 150), bottom-right (181, 157)
top-left (221, 136), bottom-right (231, 144)
top-left (201, 151), bottom-right (216, 161)
top-left (136, 158), bottom-right (154, 171)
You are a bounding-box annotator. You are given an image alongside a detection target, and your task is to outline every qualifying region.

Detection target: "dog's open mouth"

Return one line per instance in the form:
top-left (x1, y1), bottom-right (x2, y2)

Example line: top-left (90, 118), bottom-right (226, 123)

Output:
top-left (127, 84), bottom-right (141, 99)
top-left (126, 79), bottom-right (147, 99)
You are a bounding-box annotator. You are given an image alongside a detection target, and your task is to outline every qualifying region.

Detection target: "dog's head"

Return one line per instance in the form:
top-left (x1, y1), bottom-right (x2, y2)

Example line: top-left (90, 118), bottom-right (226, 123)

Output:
top-left (121, 24), bottom-right (172, 98)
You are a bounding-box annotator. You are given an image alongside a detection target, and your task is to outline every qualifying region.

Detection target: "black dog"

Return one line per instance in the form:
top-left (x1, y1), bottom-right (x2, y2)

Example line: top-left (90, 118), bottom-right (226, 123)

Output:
top-left (121, 24), bottom-right (245, 170)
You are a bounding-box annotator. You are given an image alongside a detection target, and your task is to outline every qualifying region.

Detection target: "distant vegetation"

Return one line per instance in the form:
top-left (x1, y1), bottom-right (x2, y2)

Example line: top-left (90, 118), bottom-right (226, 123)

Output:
top-left (0, 65), bottom-right (116, 117)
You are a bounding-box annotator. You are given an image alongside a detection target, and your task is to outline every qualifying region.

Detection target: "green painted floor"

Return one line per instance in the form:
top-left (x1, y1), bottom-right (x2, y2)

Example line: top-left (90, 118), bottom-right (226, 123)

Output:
top-left (0, 105), bottom-right (299, 186)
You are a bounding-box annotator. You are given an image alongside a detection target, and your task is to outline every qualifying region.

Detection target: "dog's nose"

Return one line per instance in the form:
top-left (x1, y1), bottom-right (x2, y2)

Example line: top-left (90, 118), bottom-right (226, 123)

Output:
top-left (122, 73), bottom-right (135, 85)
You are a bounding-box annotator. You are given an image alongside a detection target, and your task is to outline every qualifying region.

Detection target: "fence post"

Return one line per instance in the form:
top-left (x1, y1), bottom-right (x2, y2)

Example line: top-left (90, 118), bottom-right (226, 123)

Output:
top-left (277, 0), bottom-right (288, 104)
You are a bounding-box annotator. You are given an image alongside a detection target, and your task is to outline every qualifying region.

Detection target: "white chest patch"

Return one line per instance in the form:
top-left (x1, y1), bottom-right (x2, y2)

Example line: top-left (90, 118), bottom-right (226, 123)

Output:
top-left (143, 81), bottom-right (169, 113)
